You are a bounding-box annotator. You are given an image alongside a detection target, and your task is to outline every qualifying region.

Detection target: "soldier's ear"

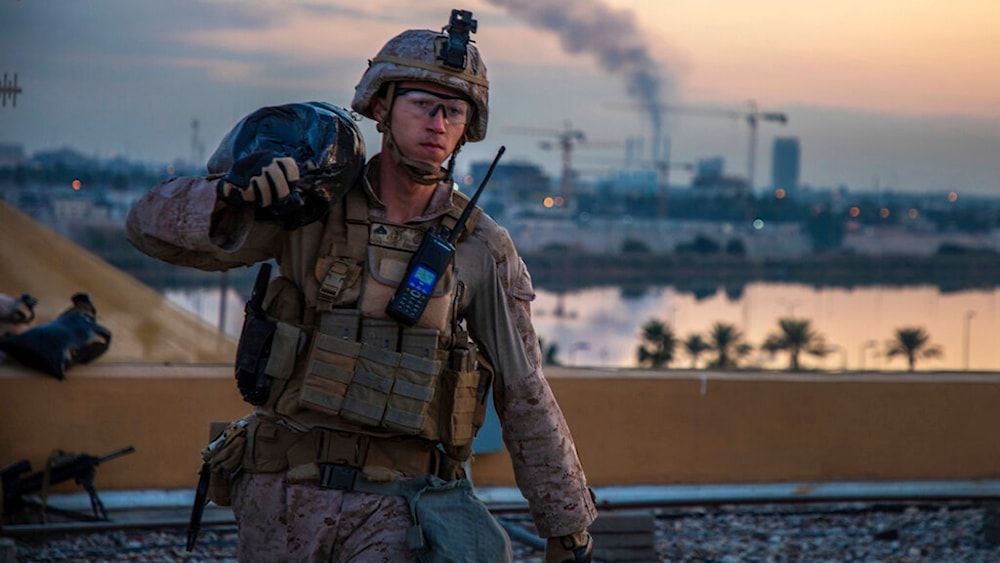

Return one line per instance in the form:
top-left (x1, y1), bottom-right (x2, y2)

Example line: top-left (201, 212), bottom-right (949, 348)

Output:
top-left (372, 97), bottom-right (388, 123)
top-left (373, 98), bottom-right (390, 133)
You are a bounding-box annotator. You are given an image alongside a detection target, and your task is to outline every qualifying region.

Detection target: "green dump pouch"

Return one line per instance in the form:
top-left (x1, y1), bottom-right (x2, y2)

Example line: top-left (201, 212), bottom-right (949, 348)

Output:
top-left (402, 476), bottom-right (512, 563)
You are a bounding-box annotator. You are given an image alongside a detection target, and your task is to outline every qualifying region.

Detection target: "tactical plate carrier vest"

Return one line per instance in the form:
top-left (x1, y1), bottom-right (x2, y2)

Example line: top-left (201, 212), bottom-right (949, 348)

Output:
top-left (242, 184), bottom-right (490, 465)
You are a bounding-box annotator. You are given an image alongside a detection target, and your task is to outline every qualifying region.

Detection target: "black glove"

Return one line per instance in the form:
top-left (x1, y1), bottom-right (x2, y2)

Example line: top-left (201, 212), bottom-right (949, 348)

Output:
top-left (217, 150), bottom-right (299, 208)
top-left (545, 530), bottom-right (593, 563)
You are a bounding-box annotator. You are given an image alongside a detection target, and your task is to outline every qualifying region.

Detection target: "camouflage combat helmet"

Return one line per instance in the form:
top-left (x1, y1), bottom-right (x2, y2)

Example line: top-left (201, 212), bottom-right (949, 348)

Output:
top-left (352, 11), bottom-right (489, 142)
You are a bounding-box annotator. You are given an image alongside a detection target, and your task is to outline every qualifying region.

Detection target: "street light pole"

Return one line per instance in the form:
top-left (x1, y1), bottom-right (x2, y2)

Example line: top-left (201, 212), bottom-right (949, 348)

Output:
top-left (570, 341), bottom-right (590, 366)
top-left (859, 340), bottom-right (877, 371)
top-left (963, 310), bottom-right (976, 370)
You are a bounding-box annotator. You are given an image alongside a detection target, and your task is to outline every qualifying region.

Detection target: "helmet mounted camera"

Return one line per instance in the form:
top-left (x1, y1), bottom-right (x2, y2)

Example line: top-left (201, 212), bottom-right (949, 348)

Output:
top-left (437, 10), bottom-right (477, 71)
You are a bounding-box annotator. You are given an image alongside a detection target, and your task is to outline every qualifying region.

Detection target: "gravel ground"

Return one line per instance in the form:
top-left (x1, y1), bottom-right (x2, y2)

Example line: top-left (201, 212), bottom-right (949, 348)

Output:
top-left (654, 502), bottom-right (1000, 563)
top-left (6, 501), bottom-right (1000, 562)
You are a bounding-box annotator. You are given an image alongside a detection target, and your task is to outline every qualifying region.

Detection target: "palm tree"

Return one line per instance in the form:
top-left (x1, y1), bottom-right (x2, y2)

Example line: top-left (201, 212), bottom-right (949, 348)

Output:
top-left (761, 317), bottom-right (830, 371)
top-left (707, 322), bottom-right (752, 369)
top-left (885, 326), bottom-right (943, 372)
top-left (637, 319), bottom-right (677, 368)
top-left (683, 333), bottom-right (710, 369)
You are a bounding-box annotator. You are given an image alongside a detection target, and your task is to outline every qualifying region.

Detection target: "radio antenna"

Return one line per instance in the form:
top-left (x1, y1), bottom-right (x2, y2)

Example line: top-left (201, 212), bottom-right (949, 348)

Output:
top-left (447, 145), bottom-right (505, 243)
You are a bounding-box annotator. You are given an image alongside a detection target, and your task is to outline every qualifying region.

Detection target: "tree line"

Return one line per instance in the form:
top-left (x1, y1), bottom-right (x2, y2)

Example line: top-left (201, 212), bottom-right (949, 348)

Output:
top-left (635, 318), bottom-right (942, 372)
top-left (541, 319), bottom-right (944, 372)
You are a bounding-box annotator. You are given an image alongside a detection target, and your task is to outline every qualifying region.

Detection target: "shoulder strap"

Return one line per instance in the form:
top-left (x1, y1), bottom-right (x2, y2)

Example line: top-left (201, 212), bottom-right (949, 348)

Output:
top-left (309, 184), bottom-right (369, 321)
top-left (318, 184), bottom-right (368, 263)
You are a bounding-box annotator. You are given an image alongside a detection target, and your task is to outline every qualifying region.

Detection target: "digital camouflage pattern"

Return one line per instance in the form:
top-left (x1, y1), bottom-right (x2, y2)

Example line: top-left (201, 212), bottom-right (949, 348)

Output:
top-left (126, 169), bottom-right (597, 541)
top-left (233, 472), bottom-right (417, 562)
top-left (352, 29), bottom-right (490, 142)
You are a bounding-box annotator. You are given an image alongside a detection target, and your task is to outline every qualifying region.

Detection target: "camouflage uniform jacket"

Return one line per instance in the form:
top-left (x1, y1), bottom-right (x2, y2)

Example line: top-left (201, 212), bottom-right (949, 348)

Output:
top-left (125, 156), bottom-right (597, 538)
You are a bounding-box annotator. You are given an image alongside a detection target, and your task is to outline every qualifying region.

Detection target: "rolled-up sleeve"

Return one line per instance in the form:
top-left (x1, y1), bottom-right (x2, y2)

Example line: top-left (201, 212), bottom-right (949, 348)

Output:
top-left (465, 221), bottom-right (597, 538)
top-left (126, 176), bottom-right (279, 270)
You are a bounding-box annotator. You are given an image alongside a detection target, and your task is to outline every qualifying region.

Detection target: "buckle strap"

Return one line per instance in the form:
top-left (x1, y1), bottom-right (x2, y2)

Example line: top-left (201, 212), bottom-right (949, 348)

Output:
top-left (319, 463), bottom-right (360, 490)
top-left (265, 424), bottom-right (457, 483)
top-left (313, 429), bottom-right (440, 478)
top-left (313, 463), bottom-right (410, 496)
top-left (316, 429), bottom-right (369, 467)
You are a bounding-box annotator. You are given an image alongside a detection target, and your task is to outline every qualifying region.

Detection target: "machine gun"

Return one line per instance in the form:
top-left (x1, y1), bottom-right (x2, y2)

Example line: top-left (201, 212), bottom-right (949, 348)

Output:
top-left (1, 445), bottom-right (135, 522)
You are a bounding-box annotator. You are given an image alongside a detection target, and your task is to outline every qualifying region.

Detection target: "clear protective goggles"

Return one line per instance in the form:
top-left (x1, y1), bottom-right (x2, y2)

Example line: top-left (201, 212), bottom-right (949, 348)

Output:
top-left (394, 87), bottom-right (471, 126)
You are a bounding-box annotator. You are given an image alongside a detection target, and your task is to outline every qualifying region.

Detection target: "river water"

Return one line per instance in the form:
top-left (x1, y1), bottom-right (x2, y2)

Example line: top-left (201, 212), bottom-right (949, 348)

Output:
top-left (166, 282), bottom-right (1000, 372)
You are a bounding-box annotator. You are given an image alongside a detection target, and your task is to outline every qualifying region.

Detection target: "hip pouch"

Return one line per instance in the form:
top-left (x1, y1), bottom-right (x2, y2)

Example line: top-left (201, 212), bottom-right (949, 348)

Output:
top-left (401, 476), bottom-right (512, 563)
top-left (201, 419), bottom-right (250, 507)
top-left (435, 346), bottom-right (492, 455)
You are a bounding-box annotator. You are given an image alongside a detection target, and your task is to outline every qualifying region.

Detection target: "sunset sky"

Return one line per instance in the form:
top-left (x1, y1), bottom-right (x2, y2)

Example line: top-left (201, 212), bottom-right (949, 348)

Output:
top-left (1, 0), bottom-right (998, 194)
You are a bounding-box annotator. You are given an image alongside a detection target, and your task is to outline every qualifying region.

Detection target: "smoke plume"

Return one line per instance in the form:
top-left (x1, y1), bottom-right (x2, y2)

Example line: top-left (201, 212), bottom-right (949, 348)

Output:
top-left (485, 0), bottom-right (672, 158)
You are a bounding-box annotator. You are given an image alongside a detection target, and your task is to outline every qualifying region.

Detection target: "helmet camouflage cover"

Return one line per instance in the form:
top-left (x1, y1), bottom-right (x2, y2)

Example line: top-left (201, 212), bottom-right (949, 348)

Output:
top-left (352, 27), bottom-right (489, 142)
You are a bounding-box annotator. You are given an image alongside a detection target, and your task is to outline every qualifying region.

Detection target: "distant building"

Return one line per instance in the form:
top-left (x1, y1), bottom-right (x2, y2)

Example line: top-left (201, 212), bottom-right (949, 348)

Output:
top-left (691, 156), bottom-right (748, 198)
top-left (771, 137), bottom-right (801, 192)
top-left (695, 157), bottom-right (724, 181)
top-left (607, 168), bottom-right (660, 196)
top-left (463, 159), bottom-right (554, 218)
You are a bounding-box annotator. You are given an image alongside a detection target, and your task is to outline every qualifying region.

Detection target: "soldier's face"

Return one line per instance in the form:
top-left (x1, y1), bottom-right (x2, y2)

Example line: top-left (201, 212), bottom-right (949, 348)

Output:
top-left (377, 81), bottom-right (469, 165)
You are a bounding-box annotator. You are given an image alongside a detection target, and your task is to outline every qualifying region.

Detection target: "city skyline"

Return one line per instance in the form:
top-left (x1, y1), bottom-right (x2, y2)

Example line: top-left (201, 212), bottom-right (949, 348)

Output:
top-left (1, 1), bottom-right (998, 194)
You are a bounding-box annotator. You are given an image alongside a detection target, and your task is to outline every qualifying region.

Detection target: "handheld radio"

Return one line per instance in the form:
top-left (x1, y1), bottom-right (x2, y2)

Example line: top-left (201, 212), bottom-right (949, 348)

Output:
top-left (386, 146), bottom-right (506, 325)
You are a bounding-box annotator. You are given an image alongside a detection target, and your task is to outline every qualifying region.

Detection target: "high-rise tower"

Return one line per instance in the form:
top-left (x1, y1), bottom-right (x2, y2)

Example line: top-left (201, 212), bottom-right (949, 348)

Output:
top-left (771, 137), bottom-right (801, 192)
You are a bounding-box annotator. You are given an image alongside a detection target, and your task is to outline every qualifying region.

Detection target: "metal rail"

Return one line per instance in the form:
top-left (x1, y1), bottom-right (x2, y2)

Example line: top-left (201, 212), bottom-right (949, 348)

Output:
top-left (5, 480), bottom-right (999, 535)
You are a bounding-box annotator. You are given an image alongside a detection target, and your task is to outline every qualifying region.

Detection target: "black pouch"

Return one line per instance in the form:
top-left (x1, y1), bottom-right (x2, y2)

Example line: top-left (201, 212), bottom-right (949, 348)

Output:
top-left (235, 315), bottom-right (277, 405)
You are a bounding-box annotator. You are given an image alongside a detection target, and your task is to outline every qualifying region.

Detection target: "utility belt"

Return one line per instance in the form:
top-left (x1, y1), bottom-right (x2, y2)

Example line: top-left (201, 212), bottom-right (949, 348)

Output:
top-left (203, 415), bottom-right (511, 561)
top-left (244, 416), bottom-right (465, 487)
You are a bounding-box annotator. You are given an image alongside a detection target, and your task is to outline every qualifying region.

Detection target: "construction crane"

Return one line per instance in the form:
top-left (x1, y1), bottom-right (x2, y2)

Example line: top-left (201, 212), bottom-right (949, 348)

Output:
top-left (505, 121), bottom-right (623, 208)
top-left (608, 100), bottom-right (788, 190)
top-left (1, 73), bottom-right (22, 108)
top-left (742, 101), bottom-right (788, 190)
top-left (504, 121), bottom-right (585, 205)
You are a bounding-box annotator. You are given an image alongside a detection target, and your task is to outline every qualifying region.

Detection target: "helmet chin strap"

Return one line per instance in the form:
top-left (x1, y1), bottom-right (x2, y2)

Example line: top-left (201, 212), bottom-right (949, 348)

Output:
top-left (377, 83), bottom-right (464, 186)
top-left (386, 127), bottom-right (458, 185)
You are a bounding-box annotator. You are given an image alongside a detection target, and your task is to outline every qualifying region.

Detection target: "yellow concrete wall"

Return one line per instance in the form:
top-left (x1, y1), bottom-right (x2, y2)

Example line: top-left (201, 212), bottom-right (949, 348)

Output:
top-left (3, 363), bottom-right (999, 492)
top-left (1, 363), bottom-right (249, 491)
top-left (472, 369), bottom-right (1000, 486)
